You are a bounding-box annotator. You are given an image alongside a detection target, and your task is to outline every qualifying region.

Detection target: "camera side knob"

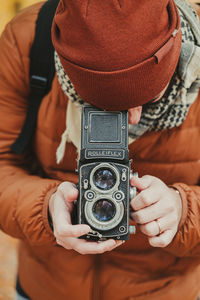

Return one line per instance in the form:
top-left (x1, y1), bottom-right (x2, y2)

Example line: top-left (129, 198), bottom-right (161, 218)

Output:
top-left (130, 172), bottom-right (138, 199)
top-left (130, 171), bottom-right (138, 180)
top-left (130, 186), bottom-right (137, 200)
top-left (129, 225), bottom-right (136, 235)
top-left (129, 171), bottom-right (137, 235)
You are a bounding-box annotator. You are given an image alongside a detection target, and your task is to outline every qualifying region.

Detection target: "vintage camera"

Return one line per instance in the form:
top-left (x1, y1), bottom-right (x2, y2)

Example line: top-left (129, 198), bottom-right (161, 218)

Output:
top-left (77, 105), bottom-right (136, 241)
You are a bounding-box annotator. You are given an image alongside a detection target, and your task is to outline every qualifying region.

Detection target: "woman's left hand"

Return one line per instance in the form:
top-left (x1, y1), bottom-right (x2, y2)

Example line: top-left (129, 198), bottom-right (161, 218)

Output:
top-left (130, 175), bottom-right (182, 248)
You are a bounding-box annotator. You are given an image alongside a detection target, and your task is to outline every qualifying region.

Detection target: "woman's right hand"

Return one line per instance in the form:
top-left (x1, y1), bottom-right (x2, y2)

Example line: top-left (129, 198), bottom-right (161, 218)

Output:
top-left (49, 182), bottom-right (124, 254)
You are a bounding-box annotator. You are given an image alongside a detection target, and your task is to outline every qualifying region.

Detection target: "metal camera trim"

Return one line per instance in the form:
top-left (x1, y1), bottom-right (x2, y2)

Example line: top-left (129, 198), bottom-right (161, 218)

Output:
top-left (84, 196), bottom-right (124, 231)
top-left (113, 190), bottom-right (125, 201)
top-left (90, 163), bottom-right (120, 194)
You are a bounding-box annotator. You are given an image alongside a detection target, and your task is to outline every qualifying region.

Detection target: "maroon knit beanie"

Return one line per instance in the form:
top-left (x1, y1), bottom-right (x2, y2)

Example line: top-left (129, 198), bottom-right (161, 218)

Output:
top-left (52, 0), bottom-right (182, 110)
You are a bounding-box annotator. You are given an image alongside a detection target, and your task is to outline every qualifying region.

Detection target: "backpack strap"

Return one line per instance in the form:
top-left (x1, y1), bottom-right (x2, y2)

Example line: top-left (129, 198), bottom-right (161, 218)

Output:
top-left (11, 0), bottom-right (59, 154)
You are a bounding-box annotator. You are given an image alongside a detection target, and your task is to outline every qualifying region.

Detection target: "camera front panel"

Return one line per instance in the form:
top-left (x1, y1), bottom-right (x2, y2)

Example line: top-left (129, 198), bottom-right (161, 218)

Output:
top-left (78, 161), bottom-right (130, 240)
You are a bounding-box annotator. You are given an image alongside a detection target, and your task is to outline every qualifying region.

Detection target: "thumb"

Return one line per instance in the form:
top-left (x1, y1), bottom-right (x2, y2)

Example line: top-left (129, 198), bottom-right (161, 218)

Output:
top-left (57, 182), bottom-right (79, 203)
top-left (67, 184), bottom-right (79, 202)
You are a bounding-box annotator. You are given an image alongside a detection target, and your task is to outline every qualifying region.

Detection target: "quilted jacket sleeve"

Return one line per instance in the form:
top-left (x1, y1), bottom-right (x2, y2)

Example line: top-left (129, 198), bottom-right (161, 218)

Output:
top-left (0, 6), bottom-right (61, 246)
top-left (164, 183), bottom-right (200, 257)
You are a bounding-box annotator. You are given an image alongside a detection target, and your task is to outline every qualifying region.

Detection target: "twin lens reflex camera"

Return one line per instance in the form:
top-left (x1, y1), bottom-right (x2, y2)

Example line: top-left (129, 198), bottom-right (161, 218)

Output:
top-left (77, 105), bottom-right (136, 241)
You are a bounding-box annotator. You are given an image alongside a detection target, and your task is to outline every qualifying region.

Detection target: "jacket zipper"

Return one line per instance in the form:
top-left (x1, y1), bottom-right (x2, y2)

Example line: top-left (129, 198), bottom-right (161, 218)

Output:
top-left (91, 254), bottom-right (102, 300)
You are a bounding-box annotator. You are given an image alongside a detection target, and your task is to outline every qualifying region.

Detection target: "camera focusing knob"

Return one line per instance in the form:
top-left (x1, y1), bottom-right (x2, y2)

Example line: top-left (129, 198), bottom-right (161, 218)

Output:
top-left (130, 171), bottom-right (138, 180)
top-left (129, 225), bottom-right (136, 235)
top-left (130, 171), bottom-right (138, 199)
top-left (130, 186), bottom-right (137, 199)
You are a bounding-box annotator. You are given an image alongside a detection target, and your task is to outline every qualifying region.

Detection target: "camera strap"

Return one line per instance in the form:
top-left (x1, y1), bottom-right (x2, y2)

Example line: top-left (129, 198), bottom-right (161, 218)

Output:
top-left (11, 0), bottom-right (59, 154)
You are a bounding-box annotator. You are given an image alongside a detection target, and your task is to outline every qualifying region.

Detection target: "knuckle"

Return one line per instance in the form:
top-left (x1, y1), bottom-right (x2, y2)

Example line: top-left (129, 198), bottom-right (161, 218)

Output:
top-left (171, 213), bottom-right (178, 225)
top-left (58, 182), bottom-right (67, 191)
top-left (142, 224), bottom-right (154, 237)
top-left (168, 211), bottom-right (178, 227)
top-left (97, 245), bottom-right (106, 254)
top-left (56, 238), bottom-right (62, 245)
top-left (168, 201), bottom-right (175, 212)
top-left (134, 212), bottom-right (145, 224)
top-left (97, 249), bottom-right (105, 254)
top-left (149, 234), bottom-right (171, 248)
top-left (98, 243), bottom-right (110, 254)
top-left (148, 238), bottom-right (156, 247)
top-left (64, 244), bottom-right (72, 250)
top-left (57, 182), bottom-right (71, 195)
top-left (76, 248), bottom-right (86, 255)
top-left (108, 246), bottom-right (115, 252)
top-left (158, 235), bottom-right (170, 247)
top-left (56, 224), bottom-right (68, 237)
top-left (175, 216), bottom-right (180, 226)
top-left (140, 192), bottom-right (150, 206)
top-left (158, 240), bottom-right (167, 248)
top-left (101, 246), bottom-right (110, 253)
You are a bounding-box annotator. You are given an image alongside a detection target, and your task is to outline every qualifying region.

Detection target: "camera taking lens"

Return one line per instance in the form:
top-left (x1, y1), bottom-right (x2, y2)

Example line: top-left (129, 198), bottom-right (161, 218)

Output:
top-left (92, 199), bottom-right (116, 222)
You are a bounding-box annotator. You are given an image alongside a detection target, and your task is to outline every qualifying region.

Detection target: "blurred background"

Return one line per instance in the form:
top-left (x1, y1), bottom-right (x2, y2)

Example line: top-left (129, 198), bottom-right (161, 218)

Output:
top-left (0, 0), bottom-right (41, 34)
top-left (0, 0), bottom-right (200, 299)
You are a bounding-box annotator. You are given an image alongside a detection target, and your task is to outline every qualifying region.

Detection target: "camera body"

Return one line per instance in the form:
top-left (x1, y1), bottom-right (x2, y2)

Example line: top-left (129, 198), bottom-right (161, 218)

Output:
top-left (77, 105), bottom-right (131, 241)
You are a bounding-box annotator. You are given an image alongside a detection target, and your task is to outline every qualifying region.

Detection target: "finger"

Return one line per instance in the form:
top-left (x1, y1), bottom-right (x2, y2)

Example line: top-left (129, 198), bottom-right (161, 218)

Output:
top-left (148, 230), bottom-right (175, 248)
top-left (130, 175), bottom-right (153, 191)
top-left (68, 238), bottom-right (124, 255)
top-left (55, 222), bottom-right (91, 239)
top-left (139, 220), bottom-right (161, 237)
top-left (139, 214), bottom-right (177, 237)
top-left (58, 182), bottom-right (79, 203)
top-left (52, 192), bottom-right (73, 224)
top-left (52, 192), bottom-right (91, 237)
top-left (65, 184), bottom-right (79, 202)
top-left (130, 188), bottom-right (159, 211)
top-left (131, 200), bottom-right (172, 224)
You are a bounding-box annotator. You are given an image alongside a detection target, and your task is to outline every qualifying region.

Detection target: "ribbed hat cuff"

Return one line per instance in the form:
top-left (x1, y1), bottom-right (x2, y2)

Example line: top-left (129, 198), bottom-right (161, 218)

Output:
top-left (58, 30), bottom-right (182, 110)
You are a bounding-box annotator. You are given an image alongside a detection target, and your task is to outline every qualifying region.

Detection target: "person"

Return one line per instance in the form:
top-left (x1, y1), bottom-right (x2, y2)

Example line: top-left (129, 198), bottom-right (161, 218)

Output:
top-left (0, 0), bottom-right (200, 299)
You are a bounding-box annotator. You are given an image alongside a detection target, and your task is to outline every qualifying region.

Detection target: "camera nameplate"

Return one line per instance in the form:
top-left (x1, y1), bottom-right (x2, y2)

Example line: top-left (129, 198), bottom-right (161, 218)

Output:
top-left (85, 149), bottom-right (125, 160)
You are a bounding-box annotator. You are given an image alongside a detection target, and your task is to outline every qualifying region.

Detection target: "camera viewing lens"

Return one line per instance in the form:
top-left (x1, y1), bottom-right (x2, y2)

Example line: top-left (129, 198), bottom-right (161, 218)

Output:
top-left (93, 168), bottom-right (116, 190)
top-left (93, 199), bottom-right (116, 222)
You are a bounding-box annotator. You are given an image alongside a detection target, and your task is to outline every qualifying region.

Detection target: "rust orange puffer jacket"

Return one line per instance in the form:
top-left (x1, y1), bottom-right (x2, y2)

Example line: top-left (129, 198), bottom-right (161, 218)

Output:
top-left (0, 3), bottom-right (200, 300)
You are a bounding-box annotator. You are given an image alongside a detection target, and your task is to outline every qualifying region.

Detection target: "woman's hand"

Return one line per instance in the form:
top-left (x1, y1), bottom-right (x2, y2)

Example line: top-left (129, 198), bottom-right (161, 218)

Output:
top-left (49, 182), bottom-right (123, 254)
top-left (130, 175), bottom-right (182, 247)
